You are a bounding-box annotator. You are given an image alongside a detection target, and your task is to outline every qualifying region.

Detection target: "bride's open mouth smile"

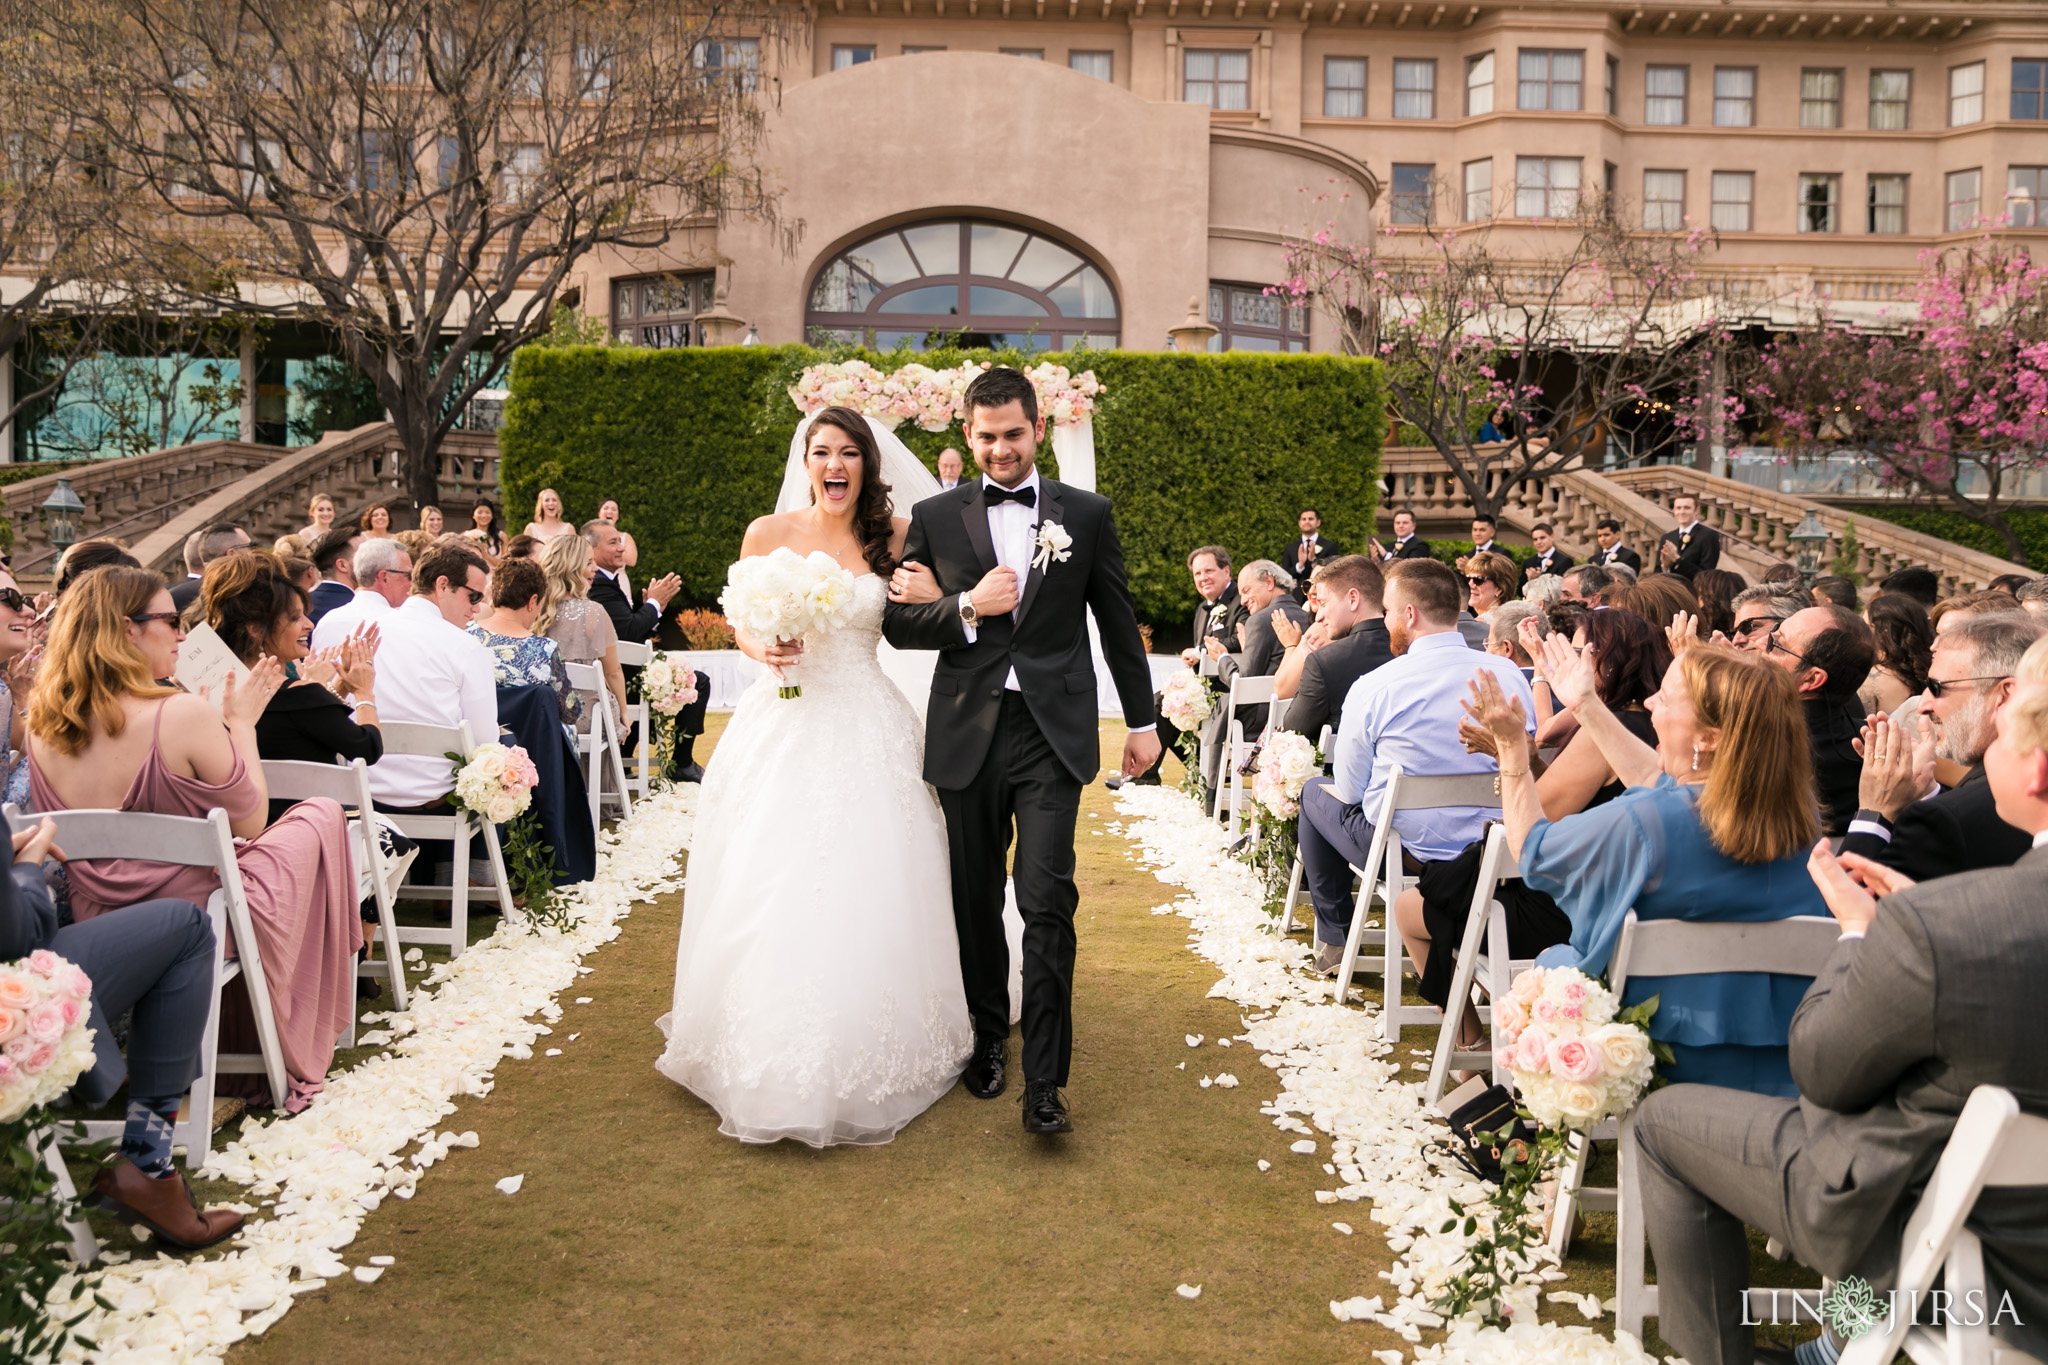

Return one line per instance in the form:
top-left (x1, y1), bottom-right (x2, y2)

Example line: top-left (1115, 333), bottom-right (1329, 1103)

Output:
top-left (821, 477), bottom-right (851, 504)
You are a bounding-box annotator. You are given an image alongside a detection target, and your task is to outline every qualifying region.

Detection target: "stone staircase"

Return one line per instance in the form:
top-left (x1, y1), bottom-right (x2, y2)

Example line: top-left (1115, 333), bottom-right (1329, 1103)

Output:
top-left (5, 424), bottom-right (501, 582)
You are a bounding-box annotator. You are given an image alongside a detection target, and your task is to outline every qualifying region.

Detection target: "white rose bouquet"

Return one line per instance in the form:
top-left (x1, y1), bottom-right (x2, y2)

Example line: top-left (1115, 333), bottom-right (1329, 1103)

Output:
top-left (719, 548), bottom-right (860, 699)
top-left (0, 951), bottom-right (96, 1124)
top-left (640, 652), bottom-right (702, 788)
top-left (1158, 668), bottom-right (1214, 732)
top-left (449, 742), bottom-right (540, 826)
top-left (1249, 730), bottom-right (1320, 820)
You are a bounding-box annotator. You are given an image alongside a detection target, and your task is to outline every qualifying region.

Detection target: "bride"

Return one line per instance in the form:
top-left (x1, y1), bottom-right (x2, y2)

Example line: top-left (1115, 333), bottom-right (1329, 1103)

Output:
top-left (655, 405), bottom-right (972, 1146)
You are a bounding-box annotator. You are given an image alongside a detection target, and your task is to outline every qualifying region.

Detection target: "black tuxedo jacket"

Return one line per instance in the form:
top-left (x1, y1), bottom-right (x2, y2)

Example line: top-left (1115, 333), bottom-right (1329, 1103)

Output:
top-left (590, 568), bottom-right (661, 645)
top-left (1593, 543), bottom-right (1643, 572)
top-left (1659, 523), bottom-right (1721, 578)
top-left (1837, 765), bottom-right (2035, 882)
top-left (1286, 620), bottom-right (1393, 743)
top-left (1528, 548), bottom-right (1575, 578)
top-left (882, 478), bottom-right (1155, 789)
top-left (1385, 535), bottom-right (1434, 561)
top-left (1192, 584), bottom-right (1248, 654)
top-left (1283, 536), bottom-right (1343, 582)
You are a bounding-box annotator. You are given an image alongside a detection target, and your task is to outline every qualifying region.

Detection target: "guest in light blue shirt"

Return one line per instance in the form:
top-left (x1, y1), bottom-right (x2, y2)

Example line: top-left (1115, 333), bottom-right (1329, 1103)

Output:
top-left (1299, 558), bottom-right (1535, 968)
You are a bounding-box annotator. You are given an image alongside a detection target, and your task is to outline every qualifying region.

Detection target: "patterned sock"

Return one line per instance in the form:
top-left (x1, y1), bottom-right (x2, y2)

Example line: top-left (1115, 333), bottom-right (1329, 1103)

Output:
top-left (120, 1096), bottom-right (182, 1178)
top-left (1795, 1331), bottom-right (1843, 1365)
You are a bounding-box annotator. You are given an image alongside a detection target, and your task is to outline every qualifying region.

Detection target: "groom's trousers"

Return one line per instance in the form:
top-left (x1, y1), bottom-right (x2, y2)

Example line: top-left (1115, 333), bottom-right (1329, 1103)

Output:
top-left (939, 691), bottom-right (1082, 1087)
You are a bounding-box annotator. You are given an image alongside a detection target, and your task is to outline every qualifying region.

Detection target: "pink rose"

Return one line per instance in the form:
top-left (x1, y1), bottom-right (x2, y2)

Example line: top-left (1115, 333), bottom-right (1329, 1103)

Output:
top-left (58, 999), bottom-right (80, 1027)
top-left (1549, 1036), bottom-right (1606, 1084)
top-left (18, 1041), bottom-right (55, 1074)
top-left (1559, 1001), bottom-right (1583, 1023)
top-left (25, 1002), bottom-right (66, 1044)
top-left (0, 1007), bottom-right (22, 1044)
top-left (26, 949), bottom-right (59, 978)
top-left (1560, 978), bottom-right (1588, 1003)
top-left (0, 1054), bottom-right (15, 1083)
top-left (1512, 1026), bottom-right (1552, 1073)
top-left (1533, 998), bottom-right (1560, 1025)
top-left (0, 974), bottom-right (33, 1010)
top-left (1494, 997), bottom-right (1531, 1041)
top-left (62, 967), bottom-right (90, 1000)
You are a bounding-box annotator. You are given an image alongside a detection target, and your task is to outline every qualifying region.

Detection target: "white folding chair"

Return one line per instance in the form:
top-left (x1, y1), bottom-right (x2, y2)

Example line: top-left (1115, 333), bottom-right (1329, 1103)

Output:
top-left (1422, 825), bottom-right (1537, 1106)
top-left (376, 720), bottom-right (517, 958)
top-left (5, 804), bottom-right (290, 1169)
top-left (1556, 912), bottom-right (1843, 1341)
top-left (39, 1127), bottom-right (101, 1264)
top-left (613, 640), bottom-right (654, 799)
top-left (1330, 765), bottom-right (1502, 1043)
top-left (1839, 1085), bottom-right (2048, 1365)
top-left (1213, 674), bottom-right (1278, 834)
top-left (1276, 725), bottom-right (1334, 938)
top-left (565, 660), bottom-right (632, 828)
top-left (261, 757), bottom-right (408, 1014)
top-left (1267, 694), bottom-right (1292, 736)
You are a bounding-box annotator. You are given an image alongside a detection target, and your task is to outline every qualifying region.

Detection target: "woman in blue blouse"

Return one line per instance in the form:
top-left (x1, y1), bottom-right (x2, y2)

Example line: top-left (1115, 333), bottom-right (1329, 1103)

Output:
top-left (1465, 638), bottom-right (1827, 1097)
top-left (466, 558), bottom-right (580, 729)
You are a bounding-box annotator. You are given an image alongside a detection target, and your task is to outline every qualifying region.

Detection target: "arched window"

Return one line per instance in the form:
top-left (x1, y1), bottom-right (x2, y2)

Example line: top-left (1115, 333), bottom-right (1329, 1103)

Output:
top-left (806, 220), bottom-right (1119, 352)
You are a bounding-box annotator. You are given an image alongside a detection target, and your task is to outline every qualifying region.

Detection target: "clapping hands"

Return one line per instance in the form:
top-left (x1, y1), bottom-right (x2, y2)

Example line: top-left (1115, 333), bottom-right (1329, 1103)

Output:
top-left (1854, 709), bottom-right (1937, 820)
top-left (1534, 632), bottom-right (1599, 712)
top-left (1271, 610), bottom-right (1303, 650)
top-left (1461, 668), bottom-right (1530, 756)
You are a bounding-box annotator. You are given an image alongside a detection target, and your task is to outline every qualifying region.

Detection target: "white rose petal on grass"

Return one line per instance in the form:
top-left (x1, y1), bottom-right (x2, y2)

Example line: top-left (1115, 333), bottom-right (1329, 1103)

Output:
top-left (575, 997), bottom-right (593, 1005)
top-left (368, 1256), bottom-right (395, 1267)
top-left (403, 947), bottom-right (424, 962)
top-left (494, 1174), bottom-right (525, 1195)
top-left (1332, 1222), bottom-right (1354, 1235)
top-left (1199, 1076), bottom-right (1213, 1089)
top-left (1373, 1351), bottom-right (1405, 1365)
top-left (1214, 1074), bottom-right (1239, 1088)
top-left (352, 1266), bottom-right (384, 1284)
top-left (544, 1048), bottom-right (563, 1057)
top-left (1175, 1284), bottom-right (1202, 1301)
top-left (1256, 1159), bottom-right (1271, 1172)
top-left (1185, 1034), bottom-right (1204, 1047)
top-left (1290, 1139), bottom-right (1317, 1155)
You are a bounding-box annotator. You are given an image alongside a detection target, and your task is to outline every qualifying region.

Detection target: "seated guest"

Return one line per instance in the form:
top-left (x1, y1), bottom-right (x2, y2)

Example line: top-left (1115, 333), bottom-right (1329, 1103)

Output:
top-left (53, 540), bottom-right (141, 598)
top-left (170, 523), bottom-right (251, 615)
top-left (200, 551), bottom-right (383, 821)
top-left (393, 528), bottom-right (434, 563)
top-left (1841, 613), bottom-right (2043, 881)
top-left (1590, 518), bottom-right (1642, 572)
top-left (1603, 562), bottom-right (1639, 590)
top-left (2015, 574), bottom-right (2048, 622)
top-left (0, 818), bottom-right (239, 1247)
top-left (1484, 601), bottom-right (1546, 674)
top-left (586, 517), bottom-right (704, 780)
top-left (1634, 638), bottom-right (2048, 1365)
top-left (309, 536), bottom-right (411, 653)
top-left (1613, 572), bottom-right (1701, 643)
top-left (502, 532), bottom-right (541, 563)
top-left (1544, 598), bottom-right (1589, 641)
top-left (469, 557), bottom-right (579, 727)
top-left (271, 533), bottom-right (307, 558)
top-left (1521, 574), bottom-right (1564, 609)
top-left (1209, 559), bottom-right (1310, 736)
top-left (0, 568), bottom-right (37, 809)
top-left (1297, 558), bottom-right (1535, 974)
top-left (538, 531), bottom-right (627, 737)
top-left (363, 541), bottom-right (497, 818)
top-left (1121, 545), bottom-right (1245, 789)
top-left (26, 567), bottom-right (362, 1112)
top-left (1456, 551), bottom-right (1519, 626)
top-left (1690, 568), bottom-right (1746, 641)
top-left (1730, 583), bottom-right (1812, 654)
top-left (306, 526), bottom-right (362, 623)
top-left (1472, 639), bottom-right (1828, 1095)
top-left (1559, 563), bottom-right (1611, 605)
top-left (1810, 575), bottom-right (1859, 612)
top-left (1766, 605), bottom-right (1876, 837)
top-left (1859, 592), bottom-right (1933, 715)
top-left (1877, 564), bottom-right (1940, 609)
top-left (1282, 556), bottom-right (1392, 744)
top-left (1932, 589), bottom-right (2027, 635)
top-left (1989, 572), bottom-right (2032, 596)
top-left (1524, 522), bottom-right (1573, 581)
top-left (281, 554), bottom-right (319, 597)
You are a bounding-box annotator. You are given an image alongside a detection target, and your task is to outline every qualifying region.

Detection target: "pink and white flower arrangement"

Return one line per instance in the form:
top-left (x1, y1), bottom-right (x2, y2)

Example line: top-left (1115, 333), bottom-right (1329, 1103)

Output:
top-left (641, 653), bottom-right (701, 716)
top-left (789, 360), bottom-right (1102, 430)
top-left (719, 548), bottom-right (861, 699)
top-left (1023, 362), bottom-right (1105, 427)
top-left (1492, 966), bottom-right (1656, 1130)
top-left (451, 742), bottom-right (540, 825)
top-left (1158, 669), bottom-right (1215, 732)
top-left (0, 950), bottom-right (96, 1123)
top-left (1251, 731), bottom-right (1322, 819)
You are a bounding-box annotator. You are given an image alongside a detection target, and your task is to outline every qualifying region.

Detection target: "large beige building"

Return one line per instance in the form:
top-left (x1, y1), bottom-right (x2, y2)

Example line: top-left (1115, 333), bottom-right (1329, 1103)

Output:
top-left (581, 0), bottom-right (2048, 353)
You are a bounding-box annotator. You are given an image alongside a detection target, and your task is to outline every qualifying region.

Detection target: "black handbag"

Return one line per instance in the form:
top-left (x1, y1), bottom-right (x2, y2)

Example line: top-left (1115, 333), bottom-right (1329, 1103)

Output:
top-left (1436, 1077), bottom-right (1535, 1185)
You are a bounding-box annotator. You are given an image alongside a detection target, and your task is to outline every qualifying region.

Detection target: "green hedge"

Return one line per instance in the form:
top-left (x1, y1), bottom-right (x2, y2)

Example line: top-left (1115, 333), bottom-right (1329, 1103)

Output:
top-left (1839, 504), bottom-right (2047, 573)
top-left (498, 345), bottom-right (1385, 629)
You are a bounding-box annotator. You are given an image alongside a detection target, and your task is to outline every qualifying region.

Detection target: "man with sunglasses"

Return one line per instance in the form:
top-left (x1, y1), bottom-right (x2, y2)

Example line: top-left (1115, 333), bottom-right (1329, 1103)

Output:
top-left (362, 541), bottom-right (497, 815)
top-left (1839, 613), bottom-right (2045, 880)
top-left (1763, 604), bottom-right (1875, 837)
top-left (1728, 584), bottom-right (1811, 654)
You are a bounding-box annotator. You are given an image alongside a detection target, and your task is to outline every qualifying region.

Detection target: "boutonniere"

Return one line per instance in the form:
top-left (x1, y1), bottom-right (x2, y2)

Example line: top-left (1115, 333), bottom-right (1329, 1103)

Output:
top-left (1681, 531), bottom-right (1692, 546)
top-left (1032, 520), bottom-right (1073, 572)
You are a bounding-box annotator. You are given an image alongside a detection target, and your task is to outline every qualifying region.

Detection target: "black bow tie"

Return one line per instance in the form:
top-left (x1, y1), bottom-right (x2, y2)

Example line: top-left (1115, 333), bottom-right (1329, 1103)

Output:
top-left (984, 484), bottom-right (1036, 507)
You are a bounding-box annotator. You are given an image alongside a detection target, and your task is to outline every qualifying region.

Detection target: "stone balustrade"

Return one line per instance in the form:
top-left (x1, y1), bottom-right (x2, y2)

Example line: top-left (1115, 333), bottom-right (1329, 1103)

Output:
top-left (5, 442), bottom-right (288, 577)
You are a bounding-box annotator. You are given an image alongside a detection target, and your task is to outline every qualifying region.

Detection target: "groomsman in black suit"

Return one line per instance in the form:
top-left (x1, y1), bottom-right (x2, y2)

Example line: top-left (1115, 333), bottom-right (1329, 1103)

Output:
top-left (1523, 522), bottom-right (1575, 582)
top-left (1283, 555), bottom-right (1392, 744)
top-left (1468, 514), bottom-right (1506, 559)
top-left (1590, 518), bottom-right (1643, 572)
top-left (1657, 494), bottom-right (1721, 578)
top-left (1284, 508), bottom-right (1342, 599)
top-left (1372, 508), bottom-right (1434, 562)
top-left (584, 519), bottom-right (710, 781)
top-left (1118, 546), bottom-right (1244, 787)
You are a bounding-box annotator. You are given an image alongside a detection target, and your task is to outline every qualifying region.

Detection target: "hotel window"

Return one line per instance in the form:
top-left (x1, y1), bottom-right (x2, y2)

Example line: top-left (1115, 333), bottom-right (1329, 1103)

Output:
top-left (999, 47), bottom-right (1044, 59)
top-left (1466, 52), bottom-right (1494, 114)
top-left (1800, 69), bottom-right (1843, 128)
top-left (694, 38), bottom-right (759, 92)
top-left (1518, 50), bottom-right (1582, 111)
top-left (612, 272), bottom-right (716, 348)
top-left (1605, 56), bottom-right (1619, 115)
top-left (1515, 156), bottom-right (1580, 218)
top-left (1184, 50), bottom-right (1250, 110)
top-left (1713, 67), bottom-right (1755, 126)
top-left (1463, 159), bottom-right (1492, 220)
top-left (1069, 51), bottom-right (1112, 80)
top-left (1393, 59), bottom-right (1436, 118)
top-left (1946, 168), bottom-right (1982, 230)
top-left (831, 45), bottom-right (875, 69)
top-left (1949, 62), bottom-right (1984, 125)
top-left (164, 135), bottom-right (205, 198)
top-left (1798, 173), bottom-right (1841, 232)
top-left (1208, 283), bottom-right (1308, 352)
top-left (1869, 70), bottom-right (1911, 129)
top-left (1868, 174), bottom-right (1908, 234)
top-left (2009, 167), bottom-right (2047, 227)
top-left (240, 136), bottom-right (282, 198)
top-left (1643, 170), bottom-right (1685, 229)
top-left (2015, 61), bottom-right (2048, 119)
top-left (1644, 66), bottom-right (1687, 124)
top-left (1710, 171), bottom-right (1753, 231)
top-left (902, 45), bottom-right (946, 54)
top-left (1391, 163), bottom-right (1434, 223)
top-left (1325, 57), bottom-right (1366, 117)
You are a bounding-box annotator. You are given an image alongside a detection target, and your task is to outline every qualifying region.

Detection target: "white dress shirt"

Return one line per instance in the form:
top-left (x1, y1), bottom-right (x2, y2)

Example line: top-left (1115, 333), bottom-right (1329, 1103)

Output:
top-left (310, 587), bottom-right (394, 653)
top-left (364, 596), bottom-right (500, 807)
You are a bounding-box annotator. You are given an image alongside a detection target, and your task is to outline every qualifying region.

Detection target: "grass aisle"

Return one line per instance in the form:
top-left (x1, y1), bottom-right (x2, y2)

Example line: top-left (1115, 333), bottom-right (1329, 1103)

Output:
top-left (233, 718), bottom-right (1413, 1364)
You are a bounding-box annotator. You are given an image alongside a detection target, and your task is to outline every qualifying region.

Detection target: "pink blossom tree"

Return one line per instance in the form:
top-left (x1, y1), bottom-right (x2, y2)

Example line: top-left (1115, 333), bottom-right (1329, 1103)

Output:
top-left (1748, 235), bottom-right (2048, 566)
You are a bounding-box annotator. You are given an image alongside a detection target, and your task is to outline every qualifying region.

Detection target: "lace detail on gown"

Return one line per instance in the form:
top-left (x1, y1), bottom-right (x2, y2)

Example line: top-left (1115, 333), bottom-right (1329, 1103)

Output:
top-left (655, 573), bottom-right (972, 1146)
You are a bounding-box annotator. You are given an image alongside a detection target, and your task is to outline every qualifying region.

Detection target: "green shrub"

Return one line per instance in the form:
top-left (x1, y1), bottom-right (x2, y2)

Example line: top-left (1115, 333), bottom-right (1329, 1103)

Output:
top-left (499, 345), bottom-right (1385, 630)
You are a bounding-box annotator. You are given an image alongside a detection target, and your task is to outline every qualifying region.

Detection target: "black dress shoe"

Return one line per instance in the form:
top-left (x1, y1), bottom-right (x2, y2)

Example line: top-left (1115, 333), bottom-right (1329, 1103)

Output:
top-left (670, 761), bottom-right (705, 784)
top-left (1021, 1080), bottom-right (1072, 1134)
top-left (1102, 773), bottom-right (1128, 791)
top-left (963, 1037), bottom-right (1006, 1099)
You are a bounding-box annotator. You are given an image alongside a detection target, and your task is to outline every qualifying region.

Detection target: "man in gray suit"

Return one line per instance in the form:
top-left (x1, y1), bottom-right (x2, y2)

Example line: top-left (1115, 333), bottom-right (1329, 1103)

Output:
top-left (1632, 638), bottom-right (2048, 1365)
top-left (1207, 559), bottom-right (1310, 742)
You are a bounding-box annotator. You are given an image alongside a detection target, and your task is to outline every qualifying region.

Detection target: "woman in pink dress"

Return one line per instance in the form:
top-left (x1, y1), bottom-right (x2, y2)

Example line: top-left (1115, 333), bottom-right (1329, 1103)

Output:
top-left (26, 564), bottom-right (362, 1112)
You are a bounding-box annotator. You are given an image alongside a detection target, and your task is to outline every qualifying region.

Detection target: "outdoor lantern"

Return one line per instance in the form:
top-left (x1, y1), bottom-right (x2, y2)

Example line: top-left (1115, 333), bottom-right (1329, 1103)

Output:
top-left (40, 477), bottom-right (84, 553)
top-left (1789, 509), bottom-right (1830, 582)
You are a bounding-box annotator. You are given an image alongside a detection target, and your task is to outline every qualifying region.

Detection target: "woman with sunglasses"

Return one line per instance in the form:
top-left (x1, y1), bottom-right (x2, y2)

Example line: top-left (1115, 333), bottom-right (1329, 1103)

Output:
top-left (25, 566), bottom-right (363, 1115)
top-left (0, 573), bottom-right (38, 809)
top-left (1457, 550), bottom-right (1521, 624)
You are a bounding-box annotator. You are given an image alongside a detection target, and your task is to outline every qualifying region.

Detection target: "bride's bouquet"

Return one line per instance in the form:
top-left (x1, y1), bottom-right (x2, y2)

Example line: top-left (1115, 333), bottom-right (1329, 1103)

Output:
top-left (0, 950), bottom-right (96, 1124)
top-left (720, 548), bottom-right (860, 699)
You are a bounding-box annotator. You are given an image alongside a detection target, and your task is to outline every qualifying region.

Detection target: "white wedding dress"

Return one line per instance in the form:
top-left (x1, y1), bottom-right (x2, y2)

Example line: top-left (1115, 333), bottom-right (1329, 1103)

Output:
top-left (655, 572), bottom-right (974, 1146)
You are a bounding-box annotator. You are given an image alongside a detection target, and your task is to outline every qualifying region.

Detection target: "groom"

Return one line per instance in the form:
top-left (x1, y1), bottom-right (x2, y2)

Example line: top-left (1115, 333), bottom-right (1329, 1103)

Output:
top-left (885, 367), bottom-right (1160, 1135)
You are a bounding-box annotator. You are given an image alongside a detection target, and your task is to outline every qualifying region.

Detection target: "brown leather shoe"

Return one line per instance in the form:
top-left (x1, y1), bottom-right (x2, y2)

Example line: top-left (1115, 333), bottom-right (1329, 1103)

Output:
top-left (88, 1160), bottom-right (245, 1250)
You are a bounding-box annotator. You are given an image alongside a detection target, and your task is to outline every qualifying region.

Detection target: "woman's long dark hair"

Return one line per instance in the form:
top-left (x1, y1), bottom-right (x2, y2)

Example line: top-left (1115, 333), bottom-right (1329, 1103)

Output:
top-left (806, 406), bottom-right (896, 576)
top-left (1581, 606), bottom-right (1672, 710)
top-left (1866, 592), bottom-right (1934, 692)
